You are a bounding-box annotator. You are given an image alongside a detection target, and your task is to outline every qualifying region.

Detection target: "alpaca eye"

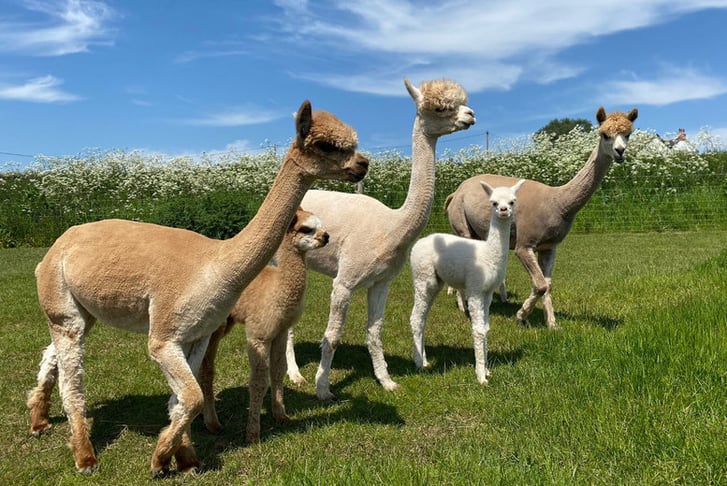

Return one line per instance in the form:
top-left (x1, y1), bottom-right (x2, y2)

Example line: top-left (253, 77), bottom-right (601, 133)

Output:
top-left (435, 107), bottom-right (447, 113)
top-left (601, 133), bottom-right (612, 141)
top-left (491, 202), bottom-right (497, 207)
top-left (314, 141), bottom-right (338, 153)
top-left (299, 226), bottom-right (314, 234)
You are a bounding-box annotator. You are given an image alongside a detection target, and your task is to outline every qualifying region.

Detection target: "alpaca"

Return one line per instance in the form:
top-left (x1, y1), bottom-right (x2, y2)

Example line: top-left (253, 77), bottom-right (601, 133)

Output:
top-left (298, 78), bottom-right (475, 400)
top-left (444, 106), bottom-right (638, 329)
top-left (199, 207), bottom-right (328, 444)
top-left (26, 101), bottom-right (368, 477)
top-left (410, 180), bottom-right (524, 384)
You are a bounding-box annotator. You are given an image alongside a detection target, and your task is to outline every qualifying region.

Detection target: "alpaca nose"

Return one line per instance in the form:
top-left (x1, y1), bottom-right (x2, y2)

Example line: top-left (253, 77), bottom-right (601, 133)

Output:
top-left (356, 154), bottom-right (369, 170)
top-left (322, 232), bottom-right (330, 245)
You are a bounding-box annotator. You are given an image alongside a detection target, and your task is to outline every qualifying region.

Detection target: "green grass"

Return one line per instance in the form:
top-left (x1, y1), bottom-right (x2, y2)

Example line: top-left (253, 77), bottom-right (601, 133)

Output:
top-left (1, 231), bottom-right (726, 484)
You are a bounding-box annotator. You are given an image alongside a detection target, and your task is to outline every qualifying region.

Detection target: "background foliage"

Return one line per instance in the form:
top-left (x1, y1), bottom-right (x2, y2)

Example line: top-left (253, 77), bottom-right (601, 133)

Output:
top-left (1, 127), bottom-right (726, 248)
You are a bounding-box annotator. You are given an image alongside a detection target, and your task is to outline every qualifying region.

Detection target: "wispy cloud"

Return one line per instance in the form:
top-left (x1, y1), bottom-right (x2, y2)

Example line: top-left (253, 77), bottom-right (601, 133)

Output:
top-left (182, 106), bottom-right (285, 127)
top-left (601, 67), bottom-right (727, 106)
top-left (175, 41), bottom-right (249, 64)
top-left (0, 0), bottom-right (117, 56)
top-left (267, 0), bottom-right (727, 95)
top-left (0, 75), bottom-right (81, 102)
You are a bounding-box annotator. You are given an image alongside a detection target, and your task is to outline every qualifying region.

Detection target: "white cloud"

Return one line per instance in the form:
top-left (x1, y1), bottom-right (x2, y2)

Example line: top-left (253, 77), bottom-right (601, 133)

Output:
top-left (0, 0), bottom-right (116, 56)
top-left (182, 107), bottom-right (285, 127)
top-left (269, 0), bottom-right (727, 95)
top-left (0, 75), bottom-right (81, 102)
top-left (600, 68), bottom-right (727, 106)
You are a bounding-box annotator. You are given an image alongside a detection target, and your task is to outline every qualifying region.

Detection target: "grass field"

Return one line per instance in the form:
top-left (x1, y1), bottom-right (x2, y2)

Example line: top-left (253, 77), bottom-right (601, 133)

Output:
top-left (1, 231), bottom-right (726, 485)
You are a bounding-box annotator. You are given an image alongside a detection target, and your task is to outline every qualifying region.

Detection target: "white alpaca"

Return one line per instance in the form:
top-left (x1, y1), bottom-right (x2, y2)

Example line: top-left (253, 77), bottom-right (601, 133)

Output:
top-left (199, 207), bottom-right (328, 444)
top-left (299, 78), bottom-right (475, 400)
top-left (409, 180), bottom-right (525, 384)
top-left (444, 107), bottom-right (638, 328)
top-left (26, 101), bottom-right (368, 477)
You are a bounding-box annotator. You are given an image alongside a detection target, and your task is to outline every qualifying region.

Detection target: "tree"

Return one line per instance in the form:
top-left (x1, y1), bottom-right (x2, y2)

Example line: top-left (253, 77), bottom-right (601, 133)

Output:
top-left (536, 117), bottom-right (593, 144)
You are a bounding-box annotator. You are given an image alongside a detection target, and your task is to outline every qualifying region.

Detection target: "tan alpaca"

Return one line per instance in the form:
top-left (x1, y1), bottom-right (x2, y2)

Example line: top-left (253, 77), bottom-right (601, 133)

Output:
top-left (299, 78), bottom-right (475, 399)
top-left (26, 101), bottom-right (368, 477)
top-left (445, 106), bottom-right (638, 329)
top-left (199, 207), bottom-right (328, 444)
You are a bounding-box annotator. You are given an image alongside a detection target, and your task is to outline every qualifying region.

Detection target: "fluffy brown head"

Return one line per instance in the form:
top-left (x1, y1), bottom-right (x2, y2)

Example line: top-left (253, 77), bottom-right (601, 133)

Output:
top-left (290, 100), bottom-right (368, 182)
top-left (418, 79), bottom-right (469, 112)
top-left (596, 107), bottom-right (639, 137)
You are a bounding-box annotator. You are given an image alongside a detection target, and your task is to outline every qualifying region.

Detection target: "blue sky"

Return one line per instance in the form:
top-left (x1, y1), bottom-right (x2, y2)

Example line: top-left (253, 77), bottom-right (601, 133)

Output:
top-left (2, 0), bottom-right (727, 166)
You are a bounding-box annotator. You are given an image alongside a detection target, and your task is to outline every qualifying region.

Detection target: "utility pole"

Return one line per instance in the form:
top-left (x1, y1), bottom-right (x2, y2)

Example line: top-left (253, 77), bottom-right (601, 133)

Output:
top-left (485, 130), bottom-right (490, 155)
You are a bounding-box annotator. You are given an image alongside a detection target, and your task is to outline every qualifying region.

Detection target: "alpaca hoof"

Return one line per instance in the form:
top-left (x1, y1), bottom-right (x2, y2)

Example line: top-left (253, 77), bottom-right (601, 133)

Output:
top-left (179, 464), bottom-right (201, 476)
top-left (30, 423), bottom-right (51, 437)
top-left (151, 466), bottom-right (170, 479)
top-left (288, 372), bottom-right (308, 386)
top-left (316, 389), bottom-right (336, 401)
top-left (74, 453), bottom-right (99, 475)
top-left (273, 412), bottom-right (291, 424)
top-left (547, 322), bottom-right (561, 331)
top-left (381, 379), bottom-right (400, 392)
top-left (246, 432), bottom-right (261, 445)
top-left (204, 420), bottom-right (223, 434)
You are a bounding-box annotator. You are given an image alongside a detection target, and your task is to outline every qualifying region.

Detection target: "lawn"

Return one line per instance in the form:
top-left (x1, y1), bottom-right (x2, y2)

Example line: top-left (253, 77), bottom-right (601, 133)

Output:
top-left (1, 231), bottom-right (725, 485)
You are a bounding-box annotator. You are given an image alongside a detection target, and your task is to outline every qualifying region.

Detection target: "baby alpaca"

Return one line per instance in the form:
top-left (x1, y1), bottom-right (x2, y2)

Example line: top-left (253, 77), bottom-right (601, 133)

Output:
top-left (199, 208), bottom-right (328, 444)
top-left (409, 180), bottom-right (524, 384)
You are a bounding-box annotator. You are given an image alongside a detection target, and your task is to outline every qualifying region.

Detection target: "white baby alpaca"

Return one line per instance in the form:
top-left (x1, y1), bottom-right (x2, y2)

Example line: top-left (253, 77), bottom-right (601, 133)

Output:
top-left (409, 180), bottom-right (525, 384)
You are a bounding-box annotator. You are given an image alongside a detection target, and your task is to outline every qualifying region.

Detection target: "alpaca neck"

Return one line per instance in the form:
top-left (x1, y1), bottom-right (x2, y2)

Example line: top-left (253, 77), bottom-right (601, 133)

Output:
top-left (485, 215), bottom-right (512, 263)
top-left (394, 117), bottom-right (438, 241)
top-left (270, 244), bottom-right (308, 307)
top-left (556, 144), bottom-right (612, 218)
top-left (221, 152), bottom-right (313, 291)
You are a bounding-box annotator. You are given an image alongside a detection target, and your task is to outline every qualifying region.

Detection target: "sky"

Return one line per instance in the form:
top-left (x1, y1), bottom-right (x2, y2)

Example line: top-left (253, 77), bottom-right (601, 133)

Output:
top-left (2, 0), bottom-right (727, 167)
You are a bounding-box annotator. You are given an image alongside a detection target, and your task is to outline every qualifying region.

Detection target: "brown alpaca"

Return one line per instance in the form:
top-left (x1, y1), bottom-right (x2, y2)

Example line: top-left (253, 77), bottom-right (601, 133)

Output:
top-left (444, 107), bottom-right (637, 329)
top-left (199, 207), bottom-right (328, 444)
top-left (26, 101), bottom-right (368, 477)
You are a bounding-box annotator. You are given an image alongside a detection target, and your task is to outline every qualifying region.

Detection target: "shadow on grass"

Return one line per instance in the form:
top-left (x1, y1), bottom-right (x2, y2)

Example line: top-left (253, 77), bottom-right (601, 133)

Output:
top-left (288, 341), bottom-right (523, 384)
top-left (79, 361), bottom-right (404, 474)
top-left (487, 292), bottom-right (624, 331)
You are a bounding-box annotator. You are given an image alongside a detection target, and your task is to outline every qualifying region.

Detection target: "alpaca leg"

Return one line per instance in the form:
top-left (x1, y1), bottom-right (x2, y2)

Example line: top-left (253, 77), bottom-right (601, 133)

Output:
top-left (246, 337), bottom-right (271, 444)
top-left (366, 281), bottom-right (399, 391)
top-left (270, 331), bottom-right (290, 423)
top-left (467, 293), bottom-right (492, 384)
top-left (514, 246), bottom-right (548, 326)
top-left (285, 328), bottom-right (307, 385)
top-left (409, 274), bottom-right (442, 370)
top-left (148, 338), bottom-right (204, 477)
top-left (47, 318), bottom-right (98, 474)
top-left (174, 336), bottom-right (211, 472)
top-left (498, 274), bottom-right (509, 303)
top-left (538, 249), bottom-right (558, 329)
top-left (315, 282), bottom-right (353, 400)
top-left (200, 326), bottom-right (226, 433)
top-left (27, 343), bottom-right (58, 436)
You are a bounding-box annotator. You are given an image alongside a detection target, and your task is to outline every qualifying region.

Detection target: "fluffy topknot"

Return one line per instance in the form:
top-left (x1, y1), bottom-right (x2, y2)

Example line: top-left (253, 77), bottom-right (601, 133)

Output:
top-left (304, 110), bottom-right (358, 151)
top-left (597, 107), bottom-right (639, 137)
top-left (418, 79), bottom-right (468, 112)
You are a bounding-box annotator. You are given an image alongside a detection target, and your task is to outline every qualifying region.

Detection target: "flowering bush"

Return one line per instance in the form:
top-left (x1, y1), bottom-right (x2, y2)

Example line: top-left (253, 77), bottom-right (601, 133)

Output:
top-left (1, 128), bottom-right (725, 247)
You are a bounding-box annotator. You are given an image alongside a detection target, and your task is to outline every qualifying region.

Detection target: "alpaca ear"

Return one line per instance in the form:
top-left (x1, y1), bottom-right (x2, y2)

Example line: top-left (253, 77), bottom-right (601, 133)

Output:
top-left (628, 108), bottom-right (638, 122)
top-left (480, 181), bottom-right (493, 197)
top-left (404, 77), bottom-right (422, 104)
top-left (296, 100), bottom-right (313, 147)
top-left (512, 179), bottom-right (526, 194)
top-left (596, 107), bottom-right (607, 125)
